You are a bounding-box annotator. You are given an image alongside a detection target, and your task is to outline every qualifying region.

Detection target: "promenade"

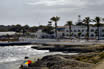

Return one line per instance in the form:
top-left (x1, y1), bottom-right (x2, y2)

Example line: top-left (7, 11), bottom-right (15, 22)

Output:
top-left (32, 39), bottom-right (104, 45)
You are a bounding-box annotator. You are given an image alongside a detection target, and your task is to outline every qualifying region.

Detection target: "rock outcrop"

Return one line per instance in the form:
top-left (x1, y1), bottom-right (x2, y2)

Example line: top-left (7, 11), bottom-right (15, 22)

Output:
top-left (28, 55), bottom-right (94, 69)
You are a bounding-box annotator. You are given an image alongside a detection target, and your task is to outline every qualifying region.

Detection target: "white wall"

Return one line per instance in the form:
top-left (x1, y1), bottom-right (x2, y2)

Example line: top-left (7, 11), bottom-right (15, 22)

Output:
top-left (33, 26), bottom-right (104, 39)
top-left (63, 25), bottom-right (102, 39)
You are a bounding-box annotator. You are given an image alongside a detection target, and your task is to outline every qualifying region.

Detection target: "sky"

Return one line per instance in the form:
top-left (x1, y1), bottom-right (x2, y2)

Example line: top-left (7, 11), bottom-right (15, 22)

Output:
top-left (0, 0), bottom-right (104, 26)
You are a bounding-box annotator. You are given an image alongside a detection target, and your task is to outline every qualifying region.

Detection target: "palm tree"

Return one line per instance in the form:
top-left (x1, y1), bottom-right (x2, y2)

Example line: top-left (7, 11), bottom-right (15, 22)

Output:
top-left (83, 17), bottom-right (91, 40)
top-left (6, 34), bottom-right (10, 43)
top-left (45, 21), bottom-right (54, 35)
top-left (94, 17), bottom-right (101, 40)
top-left (78, 32), bottom-right (82, 40)
top-left (50, 16), bottom-right (60, 39)
top-left (48, 21), bottom-right (52, 26)
top-left (22, 28), bottom-right (26, 36)
top-left (66, 21), bottom-right (73, 39)
top-left (101, 18), bottom-right (104, 23)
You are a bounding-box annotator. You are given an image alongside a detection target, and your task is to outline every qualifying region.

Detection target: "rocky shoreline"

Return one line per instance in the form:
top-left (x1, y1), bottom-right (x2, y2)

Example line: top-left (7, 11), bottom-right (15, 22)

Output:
top-left (20, 43), bottom-right (104, 69)
top-left (20, 53), bottom-right (96, 69)
top-left (31, 44), bottom-right (104, 53)
top-left (20, 51), bottom-right (104, 69)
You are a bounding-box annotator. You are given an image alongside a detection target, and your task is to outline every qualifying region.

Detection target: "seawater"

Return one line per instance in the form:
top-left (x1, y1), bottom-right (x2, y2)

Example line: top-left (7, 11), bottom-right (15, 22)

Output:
top-left (0, 45), bottom-right (77, 69)
top-left (0, 45), bottom-right (49, 63)
top-left (0, 45), bottom-right (49, 69)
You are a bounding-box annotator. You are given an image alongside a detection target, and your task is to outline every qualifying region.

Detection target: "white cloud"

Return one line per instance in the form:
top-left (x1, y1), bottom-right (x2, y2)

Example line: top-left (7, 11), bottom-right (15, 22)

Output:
top-left (0, 0), bottom-right (104, 26)
top-left (27, 0), bottom-right (86, 7)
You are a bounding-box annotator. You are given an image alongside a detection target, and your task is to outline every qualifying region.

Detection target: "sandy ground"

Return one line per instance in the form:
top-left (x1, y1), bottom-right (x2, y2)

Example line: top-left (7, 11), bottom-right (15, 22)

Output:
top-left (93, 60), bottom-right (104, 69)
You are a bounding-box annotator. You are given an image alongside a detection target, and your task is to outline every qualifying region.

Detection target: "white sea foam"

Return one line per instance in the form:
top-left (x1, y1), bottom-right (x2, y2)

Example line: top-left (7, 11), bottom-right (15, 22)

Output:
top-left (0, 45), bottom-right (78, 69)
top-left (0, 45), bottom-right (49, 63)
top-left (0, 45), bottom-right (78, 63)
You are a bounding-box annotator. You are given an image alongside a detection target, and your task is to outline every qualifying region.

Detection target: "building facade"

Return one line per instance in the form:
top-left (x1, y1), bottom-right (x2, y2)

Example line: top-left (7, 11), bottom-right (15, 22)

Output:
top-left (57, 25), bottom-right (104, 40)
top-left (34, 25), bottom-right (104, 40)
top-left (34, 29), bottom-right (55, 38)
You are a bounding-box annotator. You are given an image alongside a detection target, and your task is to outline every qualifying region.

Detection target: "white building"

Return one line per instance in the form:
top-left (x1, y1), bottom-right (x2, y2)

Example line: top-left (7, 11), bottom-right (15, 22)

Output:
top-left (57, 25), bottom-right (104, 40)
top-left (33, 25), bottom-right (104, 40)
top-left (34, 29), bottom-right (54, 38)
top-left (64, 25), bottom-right (96, 39)
top-left (0, 32), bottom-right (16, 36)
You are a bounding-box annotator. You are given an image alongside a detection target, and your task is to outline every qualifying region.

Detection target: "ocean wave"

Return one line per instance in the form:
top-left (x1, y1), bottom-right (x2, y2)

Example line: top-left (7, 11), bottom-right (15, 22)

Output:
top-left (0, 45), bottom-right (49, 63)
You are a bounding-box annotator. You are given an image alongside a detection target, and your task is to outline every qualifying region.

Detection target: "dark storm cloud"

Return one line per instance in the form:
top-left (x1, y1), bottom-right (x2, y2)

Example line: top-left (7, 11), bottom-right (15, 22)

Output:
top-left (0, 0), bottom-right (104, 26)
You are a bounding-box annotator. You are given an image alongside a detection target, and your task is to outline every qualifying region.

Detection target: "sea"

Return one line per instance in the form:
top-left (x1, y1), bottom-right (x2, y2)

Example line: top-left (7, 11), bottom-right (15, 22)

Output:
top-left (0, 45), bottom-right (77, 69)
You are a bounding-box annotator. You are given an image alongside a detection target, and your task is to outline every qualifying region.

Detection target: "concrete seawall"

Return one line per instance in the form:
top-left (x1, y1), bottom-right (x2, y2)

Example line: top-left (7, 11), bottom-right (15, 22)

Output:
top-left (0, 42), bottom-right (32, 46)
top-left (32, 42), bottom-right (104, 53)
top-left (32, 44), bottom-right (104, 53)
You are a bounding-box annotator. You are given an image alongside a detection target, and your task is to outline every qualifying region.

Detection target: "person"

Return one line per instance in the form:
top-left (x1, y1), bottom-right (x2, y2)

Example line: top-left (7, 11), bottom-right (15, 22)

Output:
top-left (22, 56), bottom-right (29, 69)
top-left (24, 56), bottom-right (29, 59)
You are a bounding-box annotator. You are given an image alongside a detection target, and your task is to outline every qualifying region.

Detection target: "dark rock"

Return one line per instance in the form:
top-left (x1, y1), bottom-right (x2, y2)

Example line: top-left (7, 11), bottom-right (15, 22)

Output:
top-left (28, 55), bottom-right (94, 69)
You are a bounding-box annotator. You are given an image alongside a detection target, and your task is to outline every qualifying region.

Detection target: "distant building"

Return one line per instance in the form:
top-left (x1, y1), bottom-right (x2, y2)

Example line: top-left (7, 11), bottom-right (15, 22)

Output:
top-left (0, 32), bottom-right (17, 41)
top-left (33, 25), bottom-right (104, 40)
top-left (64, 25), bottom-right (97, 39)
top-left (34, 29), bottom-right (54, 38)
top-left (0, 32), bottom-right (16, 36)
top-left (55, 26), bottom-right (65, 38)
top-left (56, 25), bottom-right (104, 40)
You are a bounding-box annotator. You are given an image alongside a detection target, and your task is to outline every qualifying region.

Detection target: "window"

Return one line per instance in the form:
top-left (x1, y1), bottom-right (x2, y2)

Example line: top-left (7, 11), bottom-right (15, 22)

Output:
top-left (62, 33), bottom-right (65, 36)
top-left (74, 30), bottom-right (76, 32)
top-left (86, 30), bottom-right (87, 32)
top-left (96, 29), bottom-right (98, 32)
top-left (82, 34), bottom-right (84, 37)
top-left (66, 30), bottom-right (69, 32)
top-left (102, 34), bottom-right (104, 37)
top-left (67, 30), bottom-right (72, 32)
top-left (78, 30), bottom-right (80, 32)
top-left (82, 30), bottom-right (84, 32)
top-left (66, 34), bottom-right (69, 36)
top-left (71, 30), bottom-right (72, 32)
top-left (74, 34), bottom-right (76, 37)
top-left (91, 29), bottom-right (94, 32)
top-left (91, 34), bottom-right (94, 37)
top-left (102, 29), bottom-right (104, 32)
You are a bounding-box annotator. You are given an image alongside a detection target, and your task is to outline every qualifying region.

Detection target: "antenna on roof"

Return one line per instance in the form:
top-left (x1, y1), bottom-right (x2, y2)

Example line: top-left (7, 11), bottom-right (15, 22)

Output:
top-left (78, 15), bottom-right (81, 22)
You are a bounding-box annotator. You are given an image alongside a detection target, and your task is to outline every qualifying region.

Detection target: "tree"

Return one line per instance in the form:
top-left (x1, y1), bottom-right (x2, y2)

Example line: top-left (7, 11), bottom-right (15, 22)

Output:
top-left (50, 16), bottom-right (60, 39)
top-left (23, 25), bottom-right (30, 30)
top-left (78, 32), bottom-right (82, 39)
top-left (38, 25), bottom-right (45, 29)
top-left (76, 15), bottom-right (86, 26)
top-left (66, 21), bottom-right (73, 39)
top-left (94, 30), bottom-right (97, 39)
top-left (22, 28), bottom-right (27, 36)
top-left (29, 26), bottom-right (38, 32)
top-left (42, 24), bottom-right (54, 34)
top-left (83, 17), bottom-right (91, 40)
top-left (6, 34), bottom-right (10, 43)
top-left (8, 24), bottom-right (22, 32)
top-left (93, 17), bottom-right (101, 40)
top-left (15, 24), bottom-right (22, 32)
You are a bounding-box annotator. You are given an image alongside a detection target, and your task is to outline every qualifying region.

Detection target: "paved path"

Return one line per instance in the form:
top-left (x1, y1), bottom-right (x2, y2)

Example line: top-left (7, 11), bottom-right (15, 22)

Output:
top-left (93, 61), bottom-right (104, 69)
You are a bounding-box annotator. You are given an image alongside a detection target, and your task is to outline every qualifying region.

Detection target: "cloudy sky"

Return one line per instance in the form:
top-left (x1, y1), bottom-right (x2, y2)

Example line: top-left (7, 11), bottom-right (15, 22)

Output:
top-left (0, 0), bottom-right (104, 26)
